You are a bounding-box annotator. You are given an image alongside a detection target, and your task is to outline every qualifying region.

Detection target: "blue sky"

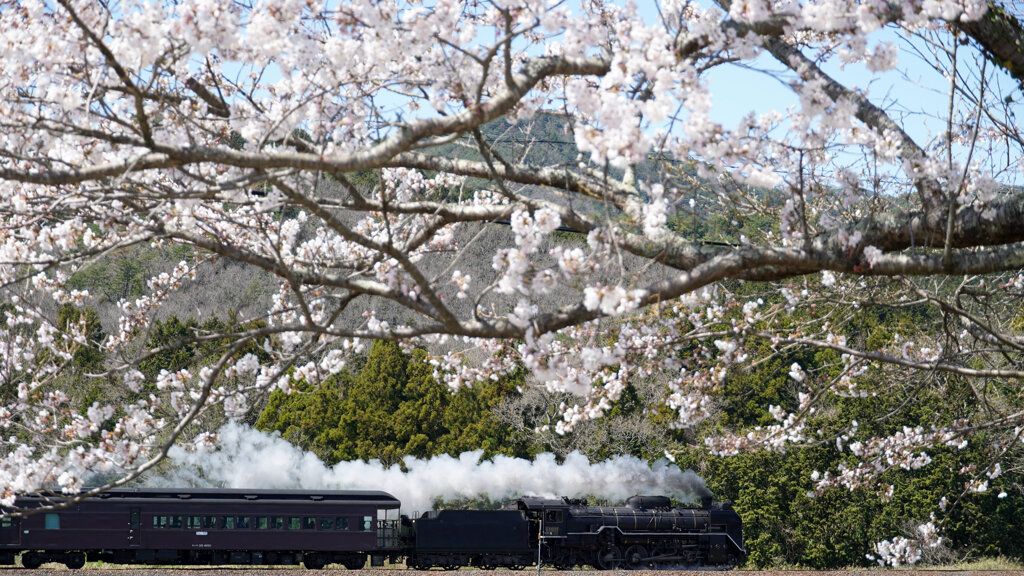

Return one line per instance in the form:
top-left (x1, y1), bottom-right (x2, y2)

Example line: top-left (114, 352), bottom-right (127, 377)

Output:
top-left (197, 0), bottom-right (1021, 183)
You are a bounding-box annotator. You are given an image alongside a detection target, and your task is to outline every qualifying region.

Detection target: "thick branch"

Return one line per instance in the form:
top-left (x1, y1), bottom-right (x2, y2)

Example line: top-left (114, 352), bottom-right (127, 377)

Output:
top-left (760, 36), bottom-right (945, 212)
top-left (957, 2), bottom-right (1024, 83)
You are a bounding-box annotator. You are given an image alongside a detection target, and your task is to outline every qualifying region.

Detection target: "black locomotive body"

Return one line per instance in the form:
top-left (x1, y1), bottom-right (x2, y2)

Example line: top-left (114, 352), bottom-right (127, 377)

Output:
top-left (0, 488), bottom-right (744, 571)
top-left (407, 510), bottom-right (534, 570)
top-left (404, 495), bottom-right (745, 570)
top-left (519, 495), bottom-right (745, 570)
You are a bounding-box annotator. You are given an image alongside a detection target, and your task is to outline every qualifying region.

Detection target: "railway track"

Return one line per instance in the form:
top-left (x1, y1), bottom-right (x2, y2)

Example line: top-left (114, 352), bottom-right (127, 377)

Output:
top-left (2, 565), bottom-right (1024, 569)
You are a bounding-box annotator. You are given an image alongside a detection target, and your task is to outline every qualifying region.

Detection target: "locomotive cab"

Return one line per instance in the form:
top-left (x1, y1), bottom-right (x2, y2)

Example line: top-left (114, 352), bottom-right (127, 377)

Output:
top-left (709, 503), bottom-right (745, 563)
top-left (541, 508), bottom-right (566, 536)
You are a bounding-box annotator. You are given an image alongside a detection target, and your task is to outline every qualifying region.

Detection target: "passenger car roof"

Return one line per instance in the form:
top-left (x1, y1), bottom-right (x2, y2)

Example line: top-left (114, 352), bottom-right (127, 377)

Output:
top-left (16, 488), bottom-right (401, 508)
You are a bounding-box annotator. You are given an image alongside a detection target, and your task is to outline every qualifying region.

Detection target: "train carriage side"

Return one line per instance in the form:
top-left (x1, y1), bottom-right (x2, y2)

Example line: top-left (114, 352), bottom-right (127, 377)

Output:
top-left (2, 488), bottom-right (401, 570)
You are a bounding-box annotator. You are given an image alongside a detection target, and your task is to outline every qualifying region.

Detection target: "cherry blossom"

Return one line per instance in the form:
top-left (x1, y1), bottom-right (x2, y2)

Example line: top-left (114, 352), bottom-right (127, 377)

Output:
top-left (1, 0), bottom-right (1024, 561)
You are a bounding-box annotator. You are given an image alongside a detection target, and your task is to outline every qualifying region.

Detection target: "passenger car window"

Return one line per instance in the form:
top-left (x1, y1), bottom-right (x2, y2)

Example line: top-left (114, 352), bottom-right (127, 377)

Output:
top-left (335, 517), bottom-right (348, 530)
top-left (303, 517), bottom-right (315, 530)
top-left (236, 516), bottom-right (250, 529)
top-left (362, 516), bottom-right (372, 531)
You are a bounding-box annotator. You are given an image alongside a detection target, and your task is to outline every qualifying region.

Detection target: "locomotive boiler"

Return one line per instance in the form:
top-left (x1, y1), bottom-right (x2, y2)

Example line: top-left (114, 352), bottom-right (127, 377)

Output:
top-left (522, 494), bottom-right (745, 569)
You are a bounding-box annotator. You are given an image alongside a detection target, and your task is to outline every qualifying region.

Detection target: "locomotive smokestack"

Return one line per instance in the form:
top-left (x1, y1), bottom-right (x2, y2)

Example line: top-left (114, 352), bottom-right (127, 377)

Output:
top-left (701, 495), bottom-right (712, 509)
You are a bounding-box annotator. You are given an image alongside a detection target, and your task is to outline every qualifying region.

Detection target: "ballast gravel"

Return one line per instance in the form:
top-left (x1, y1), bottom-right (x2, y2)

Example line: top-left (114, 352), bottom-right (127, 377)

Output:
top-left (0, 568), bottom-right (1023, 576)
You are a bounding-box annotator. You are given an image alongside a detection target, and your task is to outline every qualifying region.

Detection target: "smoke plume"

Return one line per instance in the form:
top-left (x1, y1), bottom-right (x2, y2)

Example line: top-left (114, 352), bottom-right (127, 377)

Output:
top-left (152, 423), bottom-right (711, 513)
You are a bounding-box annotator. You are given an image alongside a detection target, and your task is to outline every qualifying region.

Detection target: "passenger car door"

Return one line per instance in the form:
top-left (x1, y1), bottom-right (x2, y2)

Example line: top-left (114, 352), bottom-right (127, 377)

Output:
top-left (0, 516), bottom-right (19, 546)
top-left (129, 508), bottom-right (140, 547)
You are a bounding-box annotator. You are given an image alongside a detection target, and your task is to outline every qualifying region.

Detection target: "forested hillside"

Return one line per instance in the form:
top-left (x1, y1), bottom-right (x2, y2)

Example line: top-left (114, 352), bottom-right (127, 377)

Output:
top-left (59, 296), bottom-right (1015, 570)
top-left (49, 112), bottom-right (1022, 568)
top-left (248, 321), bottom-right (1021, 567)
top-left (62, 309), bottom-right (1023, 568)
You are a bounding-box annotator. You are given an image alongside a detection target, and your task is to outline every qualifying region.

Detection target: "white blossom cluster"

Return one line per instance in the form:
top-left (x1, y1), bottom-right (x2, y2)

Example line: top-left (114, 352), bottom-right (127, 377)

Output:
top-left (866, 515), bottom-right (944, 567)
top-left (811, 421), bottom-right (970, 493)
top-left (0, 3), bottom-right (1021, 560)
top-left (706, 405), bottom-right (811, 456)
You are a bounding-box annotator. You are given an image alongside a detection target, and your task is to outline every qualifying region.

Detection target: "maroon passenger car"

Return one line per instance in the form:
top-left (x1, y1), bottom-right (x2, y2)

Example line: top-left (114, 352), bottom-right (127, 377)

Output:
top-left (0, 488), bottom-right (402, 569)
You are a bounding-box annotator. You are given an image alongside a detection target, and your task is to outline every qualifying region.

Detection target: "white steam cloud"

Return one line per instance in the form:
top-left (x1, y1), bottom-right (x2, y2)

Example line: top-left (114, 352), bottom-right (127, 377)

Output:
top-left (152, 423), bottom-right (711, 514)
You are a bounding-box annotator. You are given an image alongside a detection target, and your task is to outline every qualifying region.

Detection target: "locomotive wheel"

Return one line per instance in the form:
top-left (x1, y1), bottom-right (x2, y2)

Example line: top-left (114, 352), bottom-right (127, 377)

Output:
top-left (342, 558), bottom-right (366, 570)
top-left (594, 544), bottom-right (623, 570)
top-left (650, 545), bottom-right (676, 567)
top-left (624, 545), bottom-right (648, 570)
top-left (21, 553), bottom-right (42, 570)
top-left (64, 553), bottom-right (86, 570)
top-left (303, 554), bottom-right (327, 570)
top-left (549, 549), bottom-right (574, 570)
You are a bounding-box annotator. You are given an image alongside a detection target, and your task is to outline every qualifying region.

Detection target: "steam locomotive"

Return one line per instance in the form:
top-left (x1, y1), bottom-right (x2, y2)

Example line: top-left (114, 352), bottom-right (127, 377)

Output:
top-left (0, 488), bottom-right (745, 570)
